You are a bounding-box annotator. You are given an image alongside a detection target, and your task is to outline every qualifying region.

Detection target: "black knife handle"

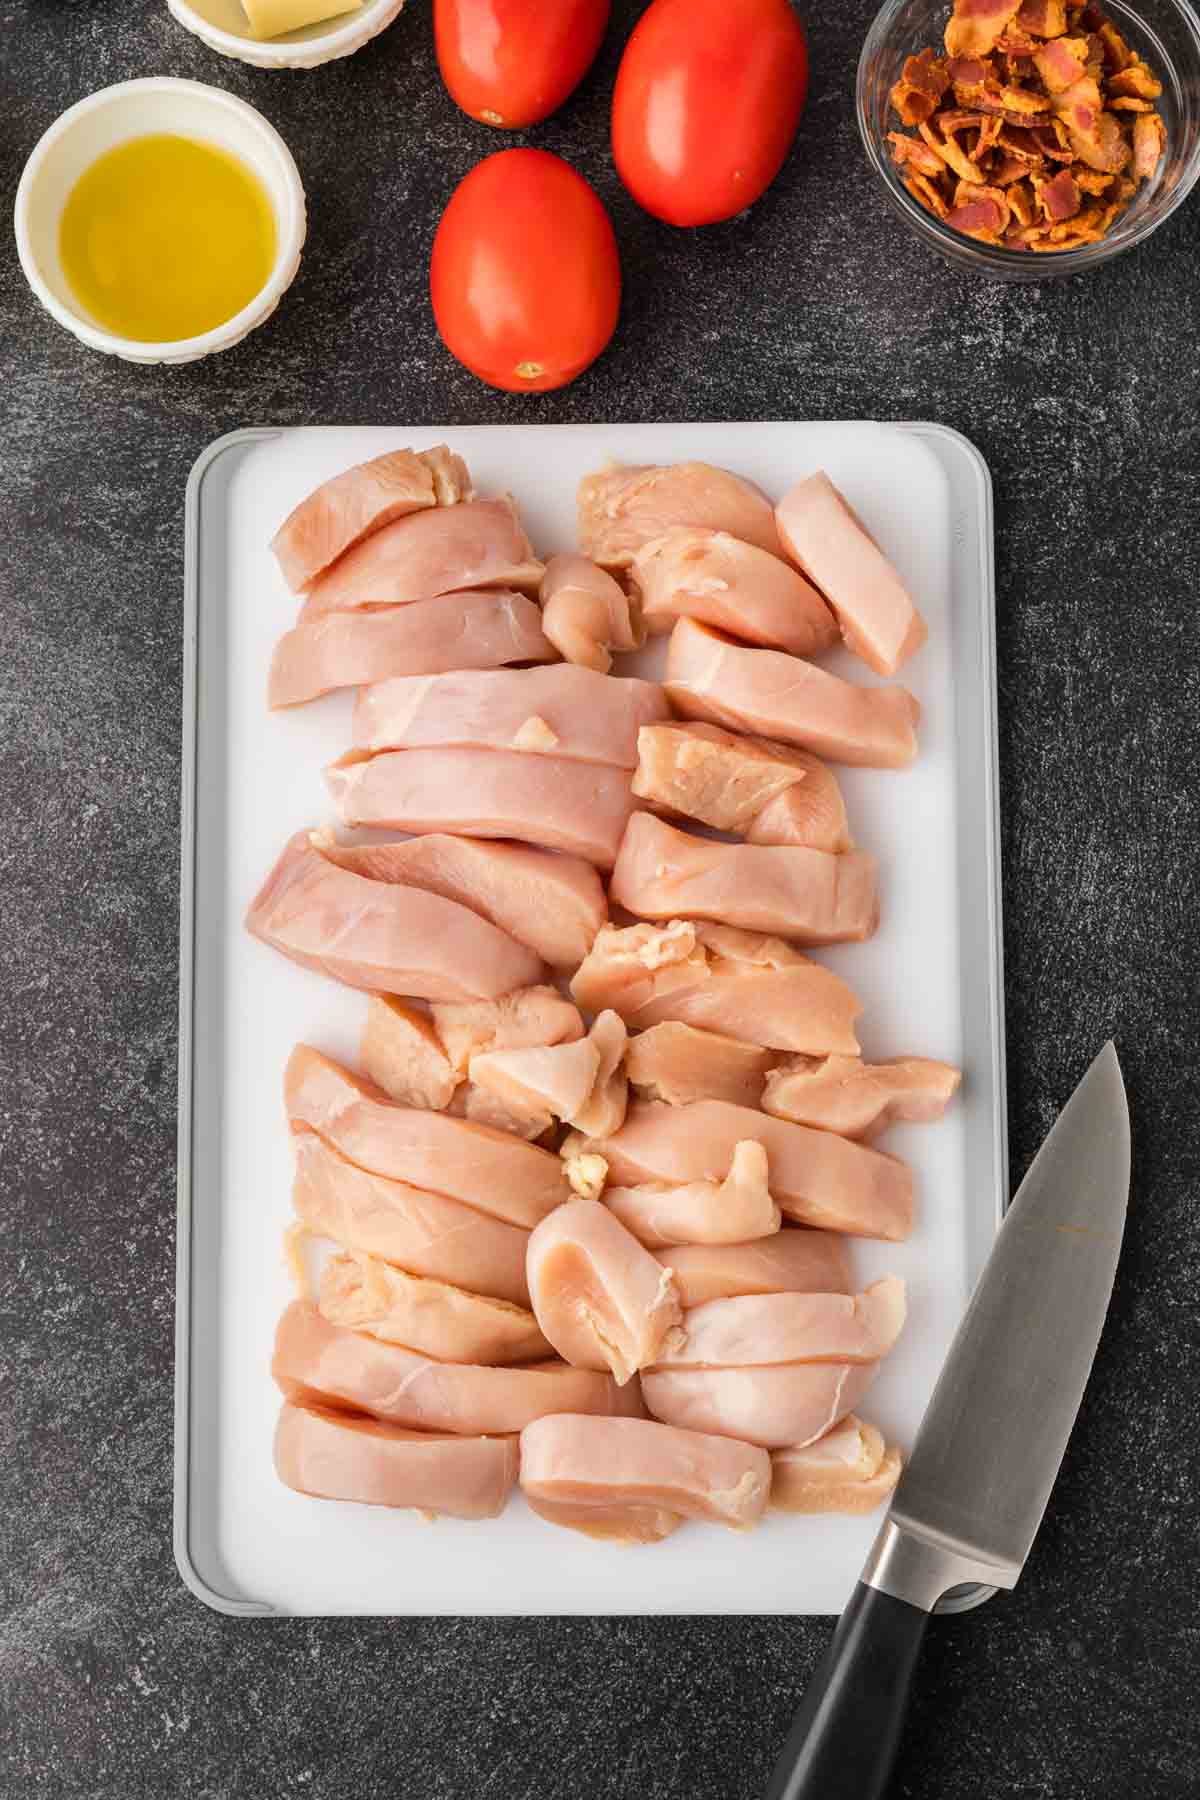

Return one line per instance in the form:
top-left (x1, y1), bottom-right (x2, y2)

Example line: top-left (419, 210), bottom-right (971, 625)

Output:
top-left (763, 1581), bottom-right (930, 1800)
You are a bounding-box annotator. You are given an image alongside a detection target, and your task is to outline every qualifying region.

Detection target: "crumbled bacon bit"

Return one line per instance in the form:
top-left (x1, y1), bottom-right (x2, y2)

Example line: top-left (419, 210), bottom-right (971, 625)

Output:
top-left (1017, 0), bottom-right (1068, 33)
top-left (889, 48), bottom-right (951, 124)
top-left (887, 0), bottom-right (1166, 251)
top-left (1033, 167), bottom-right (1082, 219)
top-left (1132, 111), bottom-right (1167, 180)
top-left (1107, 61), bottom-right (1163, 99)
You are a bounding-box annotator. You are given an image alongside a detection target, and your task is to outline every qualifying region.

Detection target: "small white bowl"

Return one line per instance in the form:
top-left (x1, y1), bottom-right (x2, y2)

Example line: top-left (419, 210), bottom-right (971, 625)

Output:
top-left (167, 0), bottom-right (407, 69)
top-left (14, 78), bottom-right (307, 365)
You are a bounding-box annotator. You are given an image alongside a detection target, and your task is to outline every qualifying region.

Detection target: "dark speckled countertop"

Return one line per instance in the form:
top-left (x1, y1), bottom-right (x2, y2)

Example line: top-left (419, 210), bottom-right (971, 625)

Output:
top-left (2, 2), bottom-right (1199, 1795)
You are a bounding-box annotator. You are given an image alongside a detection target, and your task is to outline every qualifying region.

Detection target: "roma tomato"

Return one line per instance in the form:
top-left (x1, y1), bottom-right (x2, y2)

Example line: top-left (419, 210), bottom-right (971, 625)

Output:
top-left (435, 0), bottom-right (610, 128)
top-left (430, 150), bottom-right (621, 393)
top-left (612, 0), bottom-right (809, 227)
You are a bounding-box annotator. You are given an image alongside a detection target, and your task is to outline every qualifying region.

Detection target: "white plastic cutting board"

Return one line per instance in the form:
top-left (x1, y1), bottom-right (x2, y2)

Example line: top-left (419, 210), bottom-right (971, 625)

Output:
top-left (177, 421), bottom-right (1005, 1616)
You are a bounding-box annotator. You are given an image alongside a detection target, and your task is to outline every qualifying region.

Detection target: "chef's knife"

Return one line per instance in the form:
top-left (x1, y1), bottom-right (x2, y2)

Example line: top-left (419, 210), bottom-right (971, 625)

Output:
top-left (764, 1040), bottom-right (1131, 1800)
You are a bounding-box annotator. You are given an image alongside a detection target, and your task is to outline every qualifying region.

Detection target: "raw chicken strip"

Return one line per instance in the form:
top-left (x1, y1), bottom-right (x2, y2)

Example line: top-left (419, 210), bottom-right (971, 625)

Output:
top-left (605, 1139), bottom-right (781, 1248)
top-left (579, 1099), bottom-right (913, 1241)
top-left (315, 831), bottom-right (607, 971)
top-left (526, 1200), bottom-right (682, 1383)
top-left (246, 832), bottom-right (544, 1001)
top-left (540, 555), bottom-right (646, 674)
top-left (641, 1360), bottom-right (879, 1449)
top-left (520, 1413), bottom-right (771, 1529)
top-left (626, 1022), bottom-right (778, 1109)
top-left (351, 666), bottom-right (669, 769)
top-left (270, 445), bottom-right (472, 594)
top-left (762, 1054), bottom-right (962, 1139)
top-left (578, 462), bottom-right (783, 569)
top-left (610, 813), bottom-right (880, 944)
top-left (775, 472), bottom-right (927, 677)
top-left (469, 1011), bottom-right (628, 1135)
top-left (433, 989), bottom-right (584, 1073)
top-left (666, 619), bottom-right (920, 769)
top-left (569, 1010), bottom-right (629, 1137)
top-left (274, 1399), bottom-right (516, 1520)
top-left (285, 1045), bottom-right (568, 1228)
top-left (748, 783), bottom-right (854, 852)
top-left (633, 721), bottom-right (852, 854)
top-left (654, 1278), bottom-right (906, 1368)
top-left (449, 1081), bottom-right (552, 1143)
top-left (470, 1036), bottom-right (599, 1126)
top-left (318, 1250), bottom-right (551, 1364)
top-left (629, 528), bottom-right (838, 656)
top-left (292, 1132), bottom-right (531, 1304)
top-left (361, 995), bottom-right (458, 1111)
top-left (570, 919), bottom-right (863, 1055)
top-left (273, 1301), bottom-right (634, 1434)
top-left (771, 1415), bottom-right (902, 1514)
top-left (327, 748), bottom-right (637, 869)
top-left (301, 496), bottom-right (544, 619)
top-left (524, 1491), bottom-right (684, 1544)
top-left (268, 590), bottom-right (554, 709)
top-left (662, 1230), bottom-right (851, 1308)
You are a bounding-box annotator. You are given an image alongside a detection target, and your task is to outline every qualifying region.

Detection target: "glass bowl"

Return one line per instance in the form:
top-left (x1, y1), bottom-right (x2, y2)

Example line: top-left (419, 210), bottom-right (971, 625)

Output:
top-left (857, 0), bottom-right (1200, 278)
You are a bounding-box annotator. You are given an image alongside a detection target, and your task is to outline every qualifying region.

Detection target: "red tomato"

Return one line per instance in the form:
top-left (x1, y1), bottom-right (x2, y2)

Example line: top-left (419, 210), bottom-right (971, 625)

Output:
top-left (612, 0), bottom-right (809, 227)
top-left (435, 0), bottom-right (611, 129)
top-left (430, 150), bottom-right (621, 393)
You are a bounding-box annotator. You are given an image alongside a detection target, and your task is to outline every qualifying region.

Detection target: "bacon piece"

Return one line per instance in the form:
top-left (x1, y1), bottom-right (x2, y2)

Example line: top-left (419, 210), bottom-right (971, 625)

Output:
top-left (972, 113), bottom-right (1004, 158)
top-left (921, 118), bottom-right (985, 182)
top-left (1109, 97), bottom-right (1155, 112)
top-left (945, 0), bottom-right (1023, 59)
top-left (1072, 164), bottom-right (1116, 193)
top-left (1097, 18), bottom-right (1132, 70)
top-left (904, 173), bottom-right (950, 218)
top-left (956, 180), bottom-right (1013, 228)
top-left (1030, 118), bottom-right (1076, 159)
top-left (1034, 166), bottom-right (1082, 218)
top-left (889, 48), bottom-right (951, 124)
top-left (996, 23), bottom-right (1036, 53)
top-left (888, 131), bottom-right (948, 177)
top-left (994, 154), bottom-right (1035, 187)
top-left (1108, 61), bottom-right (1163, 100)
top-left (1016, 0), bottom-right (1067, 34)
top-left (1133, 111), bottom-right (1167, 180)
top-left (1053, 76), bottom-right (1131, 170)
top-left (945, 194), bottom-right (1007, 238)
top-left (1033, 33), bottom-right (1088, 89)
top-left (1007, 177), bottom-right (1038, 222)
top-left (947, 54), bottom-right (991, 84)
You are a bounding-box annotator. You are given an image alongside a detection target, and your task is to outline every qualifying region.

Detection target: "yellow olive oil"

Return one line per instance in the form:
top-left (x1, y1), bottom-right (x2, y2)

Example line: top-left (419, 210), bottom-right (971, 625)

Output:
top-left (59, 133), bottom-right (276, 343)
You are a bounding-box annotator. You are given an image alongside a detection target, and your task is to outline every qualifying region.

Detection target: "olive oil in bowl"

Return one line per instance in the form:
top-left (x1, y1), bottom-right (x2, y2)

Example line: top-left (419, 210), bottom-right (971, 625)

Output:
top-left (59, 133), bottom-right (277, 344)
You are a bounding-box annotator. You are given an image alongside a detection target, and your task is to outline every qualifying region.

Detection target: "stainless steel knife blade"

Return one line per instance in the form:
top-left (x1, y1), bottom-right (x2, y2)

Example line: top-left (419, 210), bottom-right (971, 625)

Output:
top-left (864, 1040), bottom-right (1130, 1610)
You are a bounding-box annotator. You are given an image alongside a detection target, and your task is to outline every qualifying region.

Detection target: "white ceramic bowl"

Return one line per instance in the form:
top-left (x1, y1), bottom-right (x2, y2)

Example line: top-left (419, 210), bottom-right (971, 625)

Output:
top-left (167, 0), bottom-right (407, 69)
top-left (14, 78), bottom-right (307, 365)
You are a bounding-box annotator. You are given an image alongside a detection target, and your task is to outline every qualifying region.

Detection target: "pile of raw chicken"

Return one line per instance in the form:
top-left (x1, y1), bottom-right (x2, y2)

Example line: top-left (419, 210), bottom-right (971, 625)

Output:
top-left (246, 445), bottom-right (961, 1543)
